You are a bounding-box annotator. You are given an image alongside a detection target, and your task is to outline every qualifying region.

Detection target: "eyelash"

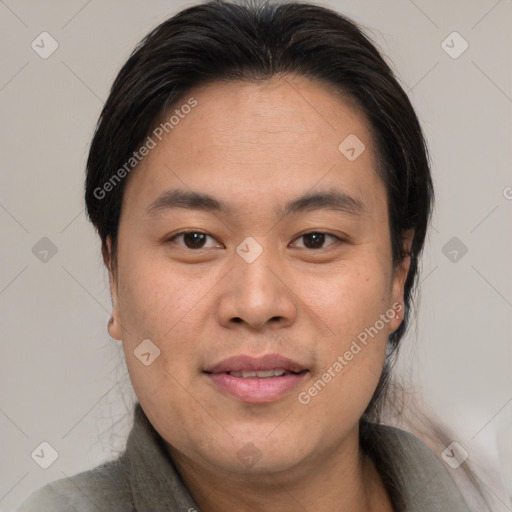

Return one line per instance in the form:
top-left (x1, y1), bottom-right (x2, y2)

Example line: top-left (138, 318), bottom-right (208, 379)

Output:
top-left (167, 231), bottom-right (343, 250)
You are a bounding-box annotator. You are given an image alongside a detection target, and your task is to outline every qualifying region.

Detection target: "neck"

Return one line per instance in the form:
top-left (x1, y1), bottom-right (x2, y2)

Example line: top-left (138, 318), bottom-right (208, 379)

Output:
top-left (166, 427), bottom-right (394, 512)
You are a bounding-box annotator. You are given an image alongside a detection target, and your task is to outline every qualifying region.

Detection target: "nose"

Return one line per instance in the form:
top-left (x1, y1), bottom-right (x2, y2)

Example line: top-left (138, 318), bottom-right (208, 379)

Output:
top-left (216, 246), bottom-right (297, 331)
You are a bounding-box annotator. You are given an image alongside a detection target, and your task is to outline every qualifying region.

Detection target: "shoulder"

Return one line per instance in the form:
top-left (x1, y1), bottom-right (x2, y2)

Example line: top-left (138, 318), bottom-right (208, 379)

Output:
top-left (15, 458), bottom-right (132, 512)
top-left (363, 422), bottom-right (471, 511)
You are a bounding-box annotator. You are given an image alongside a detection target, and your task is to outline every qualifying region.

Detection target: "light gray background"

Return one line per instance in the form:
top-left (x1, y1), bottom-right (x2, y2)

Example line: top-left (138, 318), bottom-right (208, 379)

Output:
top-left (0, 0), bottom-right (511, 510)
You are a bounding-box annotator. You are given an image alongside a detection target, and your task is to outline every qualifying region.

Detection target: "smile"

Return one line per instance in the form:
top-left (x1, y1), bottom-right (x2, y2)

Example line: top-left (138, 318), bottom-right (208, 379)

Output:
top-left (204, 354), bottom-right (309, 403)
top-left (226, 369), bottom-right (293, 378)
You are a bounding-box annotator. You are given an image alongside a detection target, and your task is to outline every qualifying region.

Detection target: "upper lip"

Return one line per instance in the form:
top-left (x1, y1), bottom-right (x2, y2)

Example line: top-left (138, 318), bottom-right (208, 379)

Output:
top-left (204, 354), bottom-right (307, 374)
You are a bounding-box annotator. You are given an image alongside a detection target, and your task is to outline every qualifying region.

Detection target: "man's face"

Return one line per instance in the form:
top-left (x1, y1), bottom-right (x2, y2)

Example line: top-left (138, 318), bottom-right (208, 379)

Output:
top-left (108, 76), bottom-right (409, 475)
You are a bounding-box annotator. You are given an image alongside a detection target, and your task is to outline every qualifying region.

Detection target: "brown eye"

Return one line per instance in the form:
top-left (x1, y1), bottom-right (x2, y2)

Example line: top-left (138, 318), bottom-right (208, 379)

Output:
top-left (292, 232), bottom-right (340, 249)
top-left (171, 232), bottom-right (220, 249)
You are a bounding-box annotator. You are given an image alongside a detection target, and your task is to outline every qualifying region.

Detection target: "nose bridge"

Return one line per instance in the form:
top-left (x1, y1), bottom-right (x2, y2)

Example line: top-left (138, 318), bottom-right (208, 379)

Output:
top-left (216, 236), bottom-right (296, 329)
top-left (234, 237), bottom-right (280, 303)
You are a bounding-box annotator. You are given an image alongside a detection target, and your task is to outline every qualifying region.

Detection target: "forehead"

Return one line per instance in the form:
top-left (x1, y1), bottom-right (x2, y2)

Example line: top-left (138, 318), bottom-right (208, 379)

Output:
top-left (122, 76), bottom-right (385, 220)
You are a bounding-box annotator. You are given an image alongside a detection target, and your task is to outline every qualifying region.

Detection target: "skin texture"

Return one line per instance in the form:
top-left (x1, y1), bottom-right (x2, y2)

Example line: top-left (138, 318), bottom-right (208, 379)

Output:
top-left (106, 75), bottom-right (411, 512)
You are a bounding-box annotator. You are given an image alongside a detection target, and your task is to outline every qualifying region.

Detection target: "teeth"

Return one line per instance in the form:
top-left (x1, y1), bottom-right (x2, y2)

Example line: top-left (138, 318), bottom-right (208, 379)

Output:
top-left (228, 369), bottom-right (287, 378)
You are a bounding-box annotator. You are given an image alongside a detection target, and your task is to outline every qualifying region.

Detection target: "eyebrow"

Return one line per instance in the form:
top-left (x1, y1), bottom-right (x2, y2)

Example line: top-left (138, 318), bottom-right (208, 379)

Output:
top-left (146, 188), bottom-right (365, 217)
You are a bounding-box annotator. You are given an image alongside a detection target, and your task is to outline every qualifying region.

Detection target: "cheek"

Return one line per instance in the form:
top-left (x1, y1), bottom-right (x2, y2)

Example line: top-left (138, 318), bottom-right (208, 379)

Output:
top-left (295, 254), bottom-right (392, 407)
top-left (116, 251), bottom-right (202, 340)
top-left (296, 270), bottom-right (392, 434)
top-left (301, 257), bottom-right (393, 340)
top-left (115, 256), bottom-right (201, 392)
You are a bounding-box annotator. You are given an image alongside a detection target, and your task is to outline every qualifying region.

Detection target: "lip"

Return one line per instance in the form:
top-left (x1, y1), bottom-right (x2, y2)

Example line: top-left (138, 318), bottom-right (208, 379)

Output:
top-left (204, 354), bottom-right (309, 403)
top-left (205, 354), bottom-right (306, 374)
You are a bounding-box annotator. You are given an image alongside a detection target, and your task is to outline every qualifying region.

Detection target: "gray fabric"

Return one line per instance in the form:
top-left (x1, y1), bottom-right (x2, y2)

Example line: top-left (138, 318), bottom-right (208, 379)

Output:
top-left (16, 403), bottom-right (470, 511)
top-left (363, 423), bottom-right (471, 511)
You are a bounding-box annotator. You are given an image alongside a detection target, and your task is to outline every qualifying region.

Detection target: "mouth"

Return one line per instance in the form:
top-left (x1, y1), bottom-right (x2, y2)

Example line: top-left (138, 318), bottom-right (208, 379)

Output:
top-left (203, 354), bottom-right (309, 403)
top-left (221, 369), bottom-right (301, 378)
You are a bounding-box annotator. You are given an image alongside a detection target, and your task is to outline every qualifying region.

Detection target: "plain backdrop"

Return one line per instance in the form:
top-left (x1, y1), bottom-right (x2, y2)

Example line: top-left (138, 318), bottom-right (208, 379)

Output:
top-left (0, 0), bottom-right (511, 510)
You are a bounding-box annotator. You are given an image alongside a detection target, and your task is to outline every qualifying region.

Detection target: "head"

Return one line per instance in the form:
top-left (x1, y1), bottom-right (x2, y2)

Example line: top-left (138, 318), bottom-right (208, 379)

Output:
top-left (85, 0), bottom-right (432, 479)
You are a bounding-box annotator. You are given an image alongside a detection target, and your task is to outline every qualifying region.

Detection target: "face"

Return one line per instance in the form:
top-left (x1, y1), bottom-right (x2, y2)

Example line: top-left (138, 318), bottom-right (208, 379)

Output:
top-left (107, 76), bottom-right (410, 477)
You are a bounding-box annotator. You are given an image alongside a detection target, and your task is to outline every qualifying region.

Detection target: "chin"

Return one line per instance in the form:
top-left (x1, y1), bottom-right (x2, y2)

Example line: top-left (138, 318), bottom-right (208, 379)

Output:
top-left (219, 429), bottom-right (311, 474)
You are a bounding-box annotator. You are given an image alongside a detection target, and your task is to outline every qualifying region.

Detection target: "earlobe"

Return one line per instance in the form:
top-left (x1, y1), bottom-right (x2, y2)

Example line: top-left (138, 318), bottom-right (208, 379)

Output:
top-left (389, 301), bottom-right (404, 333)
top-left (108, 313), bottom-right (123, 341)
top-left (389, 229), bottom-right (414, 332)
top-left (104, 237), bottom-right (123, 341)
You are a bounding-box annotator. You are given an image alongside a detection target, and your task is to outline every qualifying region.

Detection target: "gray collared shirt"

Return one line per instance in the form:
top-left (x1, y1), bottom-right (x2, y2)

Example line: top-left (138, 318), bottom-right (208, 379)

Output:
top-left (16, 403), bottom-right (470, 511)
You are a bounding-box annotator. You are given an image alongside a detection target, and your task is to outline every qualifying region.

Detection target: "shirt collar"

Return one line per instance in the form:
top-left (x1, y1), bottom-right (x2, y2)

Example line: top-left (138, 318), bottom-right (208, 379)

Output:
top-left (121, 403), bottom-right (470, 512)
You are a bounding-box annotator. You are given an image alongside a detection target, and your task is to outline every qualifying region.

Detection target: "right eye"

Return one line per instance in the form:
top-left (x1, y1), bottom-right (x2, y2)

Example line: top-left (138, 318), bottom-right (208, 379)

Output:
top-left (167, 231), bottom-right (222, 250)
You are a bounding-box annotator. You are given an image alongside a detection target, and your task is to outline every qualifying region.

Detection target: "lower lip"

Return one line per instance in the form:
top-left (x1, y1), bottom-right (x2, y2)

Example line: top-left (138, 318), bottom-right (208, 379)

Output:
top-left (205, 372), bottom-right (307, 403)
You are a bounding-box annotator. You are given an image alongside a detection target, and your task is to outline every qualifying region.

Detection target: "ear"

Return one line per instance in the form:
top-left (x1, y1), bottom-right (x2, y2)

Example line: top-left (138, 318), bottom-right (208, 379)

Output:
top-left (389, 229), bottom-right (414, 333)
top-left (103, 237), bottom-right (123, 341)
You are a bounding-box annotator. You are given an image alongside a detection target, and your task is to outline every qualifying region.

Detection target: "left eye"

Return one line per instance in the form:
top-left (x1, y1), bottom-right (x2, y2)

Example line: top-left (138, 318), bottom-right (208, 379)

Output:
top-left (291, 232), bottom-right (340, 249)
